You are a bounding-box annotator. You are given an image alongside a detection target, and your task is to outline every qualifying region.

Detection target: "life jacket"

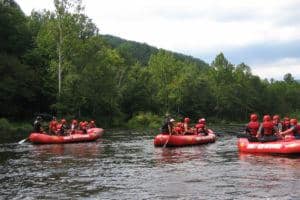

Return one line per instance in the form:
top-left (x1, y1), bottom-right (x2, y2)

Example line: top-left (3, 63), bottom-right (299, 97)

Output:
top-left (173, 123), bottom-right (183, 134)
top-left (56, 123), bottom-right (62, 132)
top-left (247, 121), bottom-right (260, 136)
top-left (49, 120), bottom-right (58, 131)
top-left (174, 126), bottom-right (182, 134)
top-left (262, 121), bottom-right (274, 135)
top-left (195, 123), bottom-right (204, 132)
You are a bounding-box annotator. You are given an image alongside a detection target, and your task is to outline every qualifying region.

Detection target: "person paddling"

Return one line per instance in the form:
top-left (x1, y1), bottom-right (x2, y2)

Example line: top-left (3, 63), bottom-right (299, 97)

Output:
top-left (49, 116), bottom-right (58, 135)
top-left (272, 115), bottom-right (282, 132)
top-left (280, 118), bottom-right (300, 139)
top-left (183, 117), bottom-right (194, 135)
top-left (174, 122), bottom-right (184, 135)
top-left (57, 119), bottom-right (68, 136)
top-left (70, 119), bottom-right (78, 134)
top-left (160, 113), bottom-right (174, 134)
top-left (257, 115), bottom-right (279, 142)
top-left (89, 120), bottom-right (96, 128)
top-left (33, 116), bottom-right (43, 133)
top-left (244, 114), bottom-right (260, 142)
top-left (282, 117), bottom-right (291, 131)
top-left (195, 118), bottom-right (209, 136)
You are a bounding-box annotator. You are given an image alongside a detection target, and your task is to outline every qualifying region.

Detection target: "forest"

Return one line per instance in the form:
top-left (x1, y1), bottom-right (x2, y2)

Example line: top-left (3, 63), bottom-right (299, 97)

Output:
top-left (1, 0), bottom-right (300, 129)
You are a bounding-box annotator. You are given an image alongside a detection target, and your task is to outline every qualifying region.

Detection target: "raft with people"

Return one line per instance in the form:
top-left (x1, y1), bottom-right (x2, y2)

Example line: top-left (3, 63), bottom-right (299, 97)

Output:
top-left (29, 128), bottom-right (104, 144)
top-left (154, 117), bottom-right (216, 147)
top-left (237, 137), bottom-right (300, 154)
top-left (238, 113), bottom-right (300, 154)
top-left (154, 130), bottom-right (216, 147)
top-left (28, 116), bottom-right (104, 144)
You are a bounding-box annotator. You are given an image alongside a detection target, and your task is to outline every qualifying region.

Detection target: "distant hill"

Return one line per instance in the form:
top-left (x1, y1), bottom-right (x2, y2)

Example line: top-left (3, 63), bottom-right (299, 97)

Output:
top-left (102, 34), bottom-right (209, 69)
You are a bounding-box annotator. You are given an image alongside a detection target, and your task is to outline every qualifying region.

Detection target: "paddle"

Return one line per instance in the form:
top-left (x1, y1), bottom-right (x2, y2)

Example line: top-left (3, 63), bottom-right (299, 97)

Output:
top-left (163, 133), bottom-right (171, 148)
top-left (18, 138), bottom-right (28, 144)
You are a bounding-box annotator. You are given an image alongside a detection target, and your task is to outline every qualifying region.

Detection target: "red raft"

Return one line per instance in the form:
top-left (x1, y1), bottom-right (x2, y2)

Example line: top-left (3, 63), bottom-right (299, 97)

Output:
top-left (237, 138), bottom-right (300, 154)
top-left (154, 130), bottom-right (216, 147)
top-left (29, 128), bottom-right (104, 144)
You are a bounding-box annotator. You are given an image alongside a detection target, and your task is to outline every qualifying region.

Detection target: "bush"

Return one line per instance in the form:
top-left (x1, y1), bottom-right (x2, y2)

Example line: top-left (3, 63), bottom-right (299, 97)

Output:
top-left (0, 118), bottom-right (32, 134)
top-left (127, 112), bottom-right (162, 129)
top-left (289, 110), bottom-right (300, 120)
top-left (0, 118), bottom-right (11, 131)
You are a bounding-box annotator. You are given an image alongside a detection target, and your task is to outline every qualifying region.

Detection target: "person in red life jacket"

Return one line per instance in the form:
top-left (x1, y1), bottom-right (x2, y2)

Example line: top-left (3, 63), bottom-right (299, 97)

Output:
top-left (257, 115), bottom-right (279, 142)
top-left (272, 115), bottom-right (282, 132)
top-left (49, 116), bottom-right (58, 135)
top-left (195, 123), bottom-right (206, 136)
top-left (57, 119), bottom-right (69, 136)
top-left (174, 122), bottom-right (184, 135)
top-left (89, 120), bottom-right (96, 128)
top-left (79, 121), bottom-right (84, 129)
top-left (183, 117), bottom-right (194, 135)
top-left (244, 114), bottom-right (260, 142)
top-left (196, 118), bottom-right (209, 136)
top-left (280, 118), bottom-right (300, 139)
top-left (70, 119), bottom-right (78, 134)
top-left (281, 117), bottom-right (291, 132)
top-left (81, 121), bottom-right (89, 134)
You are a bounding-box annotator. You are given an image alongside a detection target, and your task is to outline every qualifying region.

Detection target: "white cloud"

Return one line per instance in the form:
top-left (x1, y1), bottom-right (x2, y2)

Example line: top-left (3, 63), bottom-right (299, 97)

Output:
top-left (16, 0), bottom-right (300, 51)
top-left (81, 0), bottom-right (300, 56)
top-left (15, 0), bottom-right (300, 79)
top-left (16, 0), bottom-right (54, 14)
top-left (251, 58), bottom-right (300, 80)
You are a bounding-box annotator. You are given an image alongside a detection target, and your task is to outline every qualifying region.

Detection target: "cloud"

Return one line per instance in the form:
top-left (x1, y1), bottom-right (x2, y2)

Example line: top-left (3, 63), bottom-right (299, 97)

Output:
top-left (251, 58), bottom-right (300, 80)
top-left (16, 0), bottom-right (54, 14)
top-left (15, 0), bottom-right (300, 79)
top-left (221, 40), bottom-right (300, 64)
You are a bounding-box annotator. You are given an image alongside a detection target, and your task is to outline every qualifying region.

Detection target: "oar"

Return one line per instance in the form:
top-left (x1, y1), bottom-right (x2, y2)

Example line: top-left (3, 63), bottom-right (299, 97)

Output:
top-left (163, 133), bottom-right (171, 148)
top-left (18, 138), bottom-right (28, 144)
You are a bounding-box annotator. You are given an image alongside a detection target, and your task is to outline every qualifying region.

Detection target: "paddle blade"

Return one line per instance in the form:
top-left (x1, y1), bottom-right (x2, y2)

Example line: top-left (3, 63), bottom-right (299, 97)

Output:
top-left (18, 138), bottom-right (27, 144)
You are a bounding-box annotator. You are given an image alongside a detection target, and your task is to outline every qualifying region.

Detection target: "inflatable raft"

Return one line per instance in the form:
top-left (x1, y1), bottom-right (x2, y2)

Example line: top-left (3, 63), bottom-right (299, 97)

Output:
top-left (29, 128), bottom-right (104, 144)
top-left (237, 138), bottom-right (300, 154)
top-left (154, 130), bottom-right (216, 147)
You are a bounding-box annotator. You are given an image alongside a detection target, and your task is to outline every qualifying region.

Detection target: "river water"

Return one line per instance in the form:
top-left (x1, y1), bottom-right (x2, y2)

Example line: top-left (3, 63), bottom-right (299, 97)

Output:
top-left (1, 125), bottom-right (300, 200)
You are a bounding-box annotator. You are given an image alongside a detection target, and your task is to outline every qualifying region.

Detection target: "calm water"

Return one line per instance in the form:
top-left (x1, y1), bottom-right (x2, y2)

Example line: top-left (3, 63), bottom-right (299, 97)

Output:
top-left (1, 125), bottom-right (300, 200)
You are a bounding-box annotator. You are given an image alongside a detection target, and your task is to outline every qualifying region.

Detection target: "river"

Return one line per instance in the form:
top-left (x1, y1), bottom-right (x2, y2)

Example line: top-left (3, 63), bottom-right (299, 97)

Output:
top-left (1, 125), bottom-right (300, 199)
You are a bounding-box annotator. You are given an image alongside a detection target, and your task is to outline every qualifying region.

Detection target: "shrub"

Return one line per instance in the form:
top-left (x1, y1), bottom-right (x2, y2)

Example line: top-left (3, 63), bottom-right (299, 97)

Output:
top-left (0, 118), bottom-right (11, 131)
top-left (127, 112), bottom-right (162, 129)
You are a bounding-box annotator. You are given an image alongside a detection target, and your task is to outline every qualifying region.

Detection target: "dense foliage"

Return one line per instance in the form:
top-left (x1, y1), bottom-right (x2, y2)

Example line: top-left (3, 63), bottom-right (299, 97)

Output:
top-left (1, 0), bottom-right (300, 127)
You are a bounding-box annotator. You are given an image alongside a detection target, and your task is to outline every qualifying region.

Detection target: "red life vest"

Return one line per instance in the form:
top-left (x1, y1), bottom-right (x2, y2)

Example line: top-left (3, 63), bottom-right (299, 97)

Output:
top-left (247, 121), bottom-right (259, 136)
top-left (195, 123), bottom-right (206, 134)
top-left (174, 126), bottom-right (182, 134)
top-left (262, 121), bottom-right (274, 135)
top-left (57, 124), bottom-right (62, 130)
top-left (49, 120), bottom-right (58, 131)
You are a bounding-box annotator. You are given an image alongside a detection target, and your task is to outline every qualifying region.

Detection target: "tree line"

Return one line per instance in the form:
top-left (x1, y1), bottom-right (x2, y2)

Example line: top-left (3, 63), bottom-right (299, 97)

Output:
top-left (1, 0), bottom-right (300, 127)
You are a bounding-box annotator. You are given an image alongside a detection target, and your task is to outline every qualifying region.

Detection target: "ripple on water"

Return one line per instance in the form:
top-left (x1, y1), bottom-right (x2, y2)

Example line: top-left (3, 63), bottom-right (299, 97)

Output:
top-left (1, 127), bottom-right (300, 199)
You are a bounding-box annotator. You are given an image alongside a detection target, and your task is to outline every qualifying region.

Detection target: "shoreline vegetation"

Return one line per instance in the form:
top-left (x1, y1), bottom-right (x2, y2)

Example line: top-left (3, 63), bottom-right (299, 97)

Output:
top-left (1, 0), bottom-right (300, 130)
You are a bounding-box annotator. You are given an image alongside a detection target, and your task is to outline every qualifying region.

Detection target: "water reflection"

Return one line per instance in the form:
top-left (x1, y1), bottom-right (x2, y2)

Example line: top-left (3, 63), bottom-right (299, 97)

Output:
top-left (31, 141), bottom-right (103, 158)
top-left (154, 146), bottom-right (209, 165)
top-left (239, 152), bottom-right (300, 169)
top-left (1, 127), bottom-right (300, 199)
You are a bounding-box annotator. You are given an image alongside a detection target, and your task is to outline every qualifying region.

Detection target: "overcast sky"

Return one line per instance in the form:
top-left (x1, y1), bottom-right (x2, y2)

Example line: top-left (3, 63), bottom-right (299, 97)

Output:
top-left (16, 0), bottom-right (300, 80)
